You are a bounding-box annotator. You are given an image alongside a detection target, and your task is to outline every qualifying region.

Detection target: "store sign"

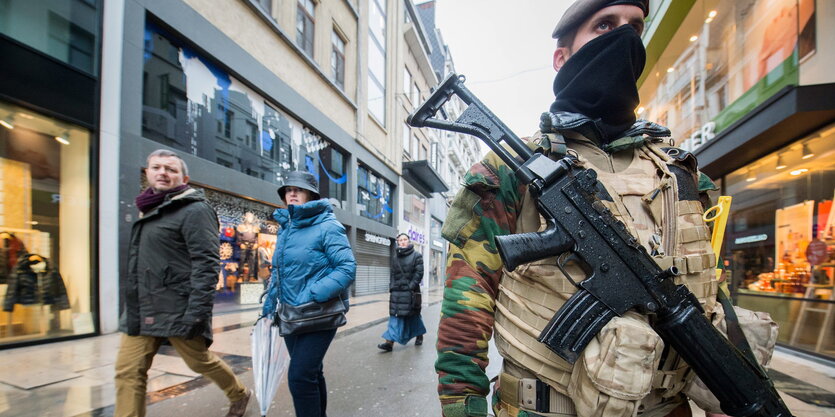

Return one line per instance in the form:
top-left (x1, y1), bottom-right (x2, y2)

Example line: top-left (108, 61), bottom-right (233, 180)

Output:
top-left (365, 232), bottom-right (391, 246)
top-left (680, 122), bottom-right (716, 152)
top-left (734, 234), bottom-right (768, 245)
top-left (407, 227), bottom-right (426, 245)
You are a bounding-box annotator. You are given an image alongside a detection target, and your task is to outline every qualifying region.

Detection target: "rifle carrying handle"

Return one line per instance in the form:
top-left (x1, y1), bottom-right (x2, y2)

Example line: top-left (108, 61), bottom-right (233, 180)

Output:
top-left (537, 288), bottom-right (616, 364)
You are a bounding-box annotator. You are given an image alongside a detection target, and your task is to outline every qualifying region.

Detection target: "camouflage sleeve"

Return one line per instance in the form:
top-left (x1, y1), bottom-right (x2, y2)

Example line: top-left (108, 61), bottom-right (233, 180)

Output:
top-left (435, 151), bottom-right (526, 416)
top-left (697, 171), bottom-right (719, 214)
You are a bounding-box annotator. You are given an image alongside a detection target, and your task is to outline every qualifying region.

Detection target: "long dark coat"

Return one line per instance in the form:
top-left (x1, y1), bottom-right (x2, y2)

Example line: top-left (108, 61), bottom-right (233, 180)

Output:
top-left (119, 188), bottom-right (220, 344)
top-left (389, 244), bottom-right (423, 317)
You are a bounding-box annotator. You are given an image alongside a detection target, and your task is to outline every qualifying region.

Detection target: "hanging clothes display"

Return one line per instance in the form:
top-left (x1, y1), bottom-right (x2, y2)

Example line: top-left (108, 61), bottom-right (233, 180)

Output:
top-left (2, 253), bottom-right (70, 311)
top-left (219, 226), bottom-right (240, 291)
top-left (236, 212), bottom-right (260, 281)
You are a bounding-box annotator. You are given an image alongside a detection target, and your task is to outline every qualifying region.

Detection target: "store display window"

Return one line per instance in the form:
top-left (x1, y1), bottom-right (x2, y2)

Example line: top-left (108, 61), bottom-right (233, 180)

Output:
top-left (141, 19), bottom-right (348, 203)
top-left (638, 0), bottom-right (813, 147)
top-left (0, 100), bottom-right (95, 346)
top-left (401, 181), bottom-right (427, 252)
top-left (191, 186), bottom-right (278, 311)
top-left (724, 123), bottom-right (835, 356)
top-left (357, 164), bottom-right (393, 225)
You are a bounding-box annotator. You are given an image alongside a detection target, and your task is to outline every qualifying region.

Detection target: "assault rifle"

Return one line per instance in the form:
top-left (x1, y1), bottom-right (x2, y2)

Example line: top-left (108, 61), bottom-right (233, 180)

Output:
top-left (408, 73), bottom-right (793, 417)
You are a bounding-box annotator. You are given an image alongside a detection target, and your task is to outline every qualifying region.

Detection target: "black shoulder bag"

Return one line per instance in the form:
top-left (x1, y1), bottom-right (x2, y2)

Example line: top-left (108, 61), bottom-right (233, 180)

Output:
top-left (276, 297), bottom-right (347, 336)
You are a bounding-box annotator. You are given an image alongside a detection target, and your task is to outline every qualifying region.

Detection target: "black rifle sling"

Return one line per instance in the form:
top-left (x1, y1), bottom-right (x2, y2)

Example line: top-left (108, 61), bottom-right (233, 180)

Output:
top-left (718, 288), bottom-right (760, 368)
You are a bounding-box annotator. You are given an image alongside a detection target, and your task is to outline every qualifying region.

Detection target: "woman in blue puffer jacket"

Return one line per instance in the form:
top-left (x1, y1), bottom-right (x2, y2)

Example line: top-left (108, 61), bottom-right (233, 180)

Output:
top-left (261, 171), bottom-right (356, 417)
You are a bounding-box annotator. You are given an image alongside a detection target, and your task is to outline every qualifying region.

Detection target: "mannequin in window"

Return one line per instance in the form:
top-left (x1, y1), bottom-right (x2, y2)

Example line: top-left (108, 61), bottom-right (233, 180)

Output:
top-left (237, 212), bottom-right (260, 281)
top-left (218, 225), bottom-right (239, 291)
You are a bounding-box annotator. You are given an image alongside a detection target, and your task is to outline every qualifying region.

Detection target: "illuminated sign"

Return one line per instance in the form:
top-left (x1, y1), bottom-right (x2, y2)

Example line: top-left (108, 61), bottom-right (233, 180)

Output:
top-left (734, 234), bottom-right (768, 245)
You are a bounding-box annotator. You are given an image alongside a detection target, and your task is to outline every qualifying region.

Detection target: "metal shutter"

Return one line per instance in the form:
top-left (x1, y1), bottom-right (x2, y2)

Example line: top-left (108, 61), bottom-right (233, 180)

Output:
top-left (354, 235), bottom-right (391, 296)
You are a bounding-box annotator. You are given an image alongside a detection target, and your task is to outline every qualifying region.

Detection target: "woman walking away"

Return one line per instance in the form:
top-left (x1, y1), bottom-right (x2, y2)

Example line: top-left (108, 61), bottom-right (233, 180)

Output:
top-left (378, 233), bottom-right (426, 352)
top-left (260, 171), bottom-right (356, 417)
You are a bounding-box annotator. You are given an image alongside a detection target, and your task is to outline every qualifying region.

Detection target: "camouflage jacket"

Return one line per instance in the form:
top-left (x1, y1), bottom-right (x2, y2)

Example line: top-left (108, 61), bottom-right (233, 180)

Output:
top-left (435, 128), bottom-right (717, 417)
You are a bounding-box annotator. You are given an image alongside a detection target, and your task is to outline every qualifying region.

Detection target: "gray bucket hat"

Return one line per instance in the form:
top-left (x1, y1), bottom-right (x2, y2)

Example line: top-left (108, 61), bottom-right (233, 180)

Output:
top-left (277, 171), bottom-right (320, 201)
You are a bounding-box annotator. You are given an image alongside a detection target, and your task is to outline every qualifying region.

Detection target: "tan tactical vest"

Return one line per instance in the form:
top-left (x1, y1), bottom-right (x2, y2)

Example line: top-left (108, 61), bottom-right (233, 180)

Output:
top-left (493, 134), bottom-right (717, 415)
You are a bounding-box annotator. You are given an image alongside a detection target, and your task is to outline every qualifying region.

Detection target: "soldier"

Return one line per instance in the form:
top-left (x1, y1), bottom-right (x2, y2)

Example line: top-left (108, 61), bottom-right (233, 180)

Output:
top-left (435, 1), bottom-right (722, 416)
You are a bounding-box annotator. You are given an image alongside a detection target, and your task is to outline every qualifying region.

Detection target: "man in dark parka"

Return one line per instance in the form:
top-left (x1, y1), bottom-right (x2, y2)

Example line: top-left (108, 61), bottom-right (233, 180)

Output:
top-left (114, 149), bottom-right (250, 417)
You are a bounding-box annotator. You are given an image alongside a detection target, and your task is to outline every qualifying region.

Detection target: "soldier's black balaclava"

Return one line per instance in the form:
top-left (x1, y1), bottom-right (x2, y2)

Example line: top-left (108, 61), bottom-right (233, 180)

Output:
top-left (549, 25), bottom-right (646, 144)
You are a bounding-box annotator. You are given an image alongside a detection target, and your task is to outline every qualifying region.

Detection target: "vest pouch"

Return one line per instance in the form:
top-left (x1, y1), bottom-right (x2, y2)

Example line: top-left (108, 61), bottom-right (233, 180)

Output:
top-left (567, 312), bottom-right (664, 416)
top-left (683, 303), bottom-right (778, 413)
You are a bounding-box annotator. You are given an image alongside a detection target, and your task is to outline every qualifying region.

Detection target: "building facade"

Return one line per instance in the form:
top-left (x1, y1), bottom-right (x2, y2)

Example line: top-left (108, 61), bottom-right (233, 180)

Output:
top-left (641, 0), bottom-right (835, 359)
top-left (0, 0), bottom-right (480, 348)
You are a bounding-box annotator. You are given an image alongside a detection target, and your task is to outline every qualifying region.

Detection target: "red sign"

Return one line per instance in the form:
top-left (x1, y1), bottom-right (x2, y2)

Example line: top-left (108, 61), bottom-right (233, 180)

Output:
top-left (806, 239), bottom-right (828, 266)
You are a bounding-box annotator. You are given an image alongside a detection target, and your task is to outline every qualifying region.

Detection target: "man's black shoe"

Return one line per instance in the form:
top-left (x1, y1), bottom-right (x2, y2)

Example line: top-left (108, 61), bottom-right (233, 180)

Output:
top-left (377, 341), bottom-right (393, 352)
top-left (415, 335), bottom-right (424, 346)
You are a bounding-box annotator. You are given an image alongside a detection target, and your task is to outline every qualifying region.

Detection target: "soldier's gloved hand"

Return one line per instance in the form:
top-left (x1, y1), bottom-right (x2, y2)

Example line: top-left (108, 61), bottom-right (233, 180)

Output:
top-left (184, 319), bottom-right (206, 340)
top-left (442, 395), bottom-right (488, 417)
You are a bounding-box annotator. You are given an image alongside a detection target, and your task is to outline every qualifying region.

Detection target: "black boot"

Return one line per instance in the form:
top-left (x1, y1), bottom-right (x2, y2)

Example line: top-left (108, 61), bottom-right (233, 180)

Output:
top-left (415, 335), bottom-right (423, 346)
top-left (377, 340), bottom-right (393, 352)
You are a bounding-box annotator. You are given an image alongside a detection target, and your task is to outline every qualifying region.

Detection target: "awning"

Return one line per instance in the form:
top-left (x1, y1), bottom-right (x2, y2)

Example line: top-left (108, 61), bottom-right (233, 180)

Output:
top-left (402, 160), bottom-right (448, 196)
top-left (694, 83), bottom-right (835, 178)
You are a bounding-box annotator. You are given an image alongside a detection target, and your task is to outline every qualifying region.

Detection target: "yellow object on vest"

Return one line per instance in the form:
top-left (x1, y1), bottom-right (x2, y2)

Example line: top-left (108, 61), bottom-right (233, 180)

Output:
top-left (703, 196), bottom-right (732, 284)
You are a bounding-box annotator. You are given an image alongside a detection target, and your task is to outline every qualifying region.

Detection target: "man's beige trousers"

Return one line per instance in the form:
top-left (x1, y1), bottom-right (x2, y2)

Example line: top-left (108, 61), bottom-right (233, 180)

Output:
top-left (114, 334), bottom-right (247, 417)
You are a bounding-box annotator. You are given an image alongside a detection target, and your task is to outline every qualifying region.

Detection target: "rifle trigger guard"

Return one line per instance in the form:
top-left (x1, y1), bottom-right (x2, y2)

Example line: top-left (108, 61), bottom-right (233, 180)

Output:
top-left (556, 252), bottom-right (581, 289)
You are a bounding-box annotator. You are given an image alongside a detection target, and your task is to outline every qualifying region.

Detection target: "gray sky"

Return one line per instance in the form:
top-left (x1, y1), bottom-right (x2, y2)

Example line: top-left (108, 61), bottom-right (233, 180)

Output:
top-left (433, 0), bottom-right (572, 142)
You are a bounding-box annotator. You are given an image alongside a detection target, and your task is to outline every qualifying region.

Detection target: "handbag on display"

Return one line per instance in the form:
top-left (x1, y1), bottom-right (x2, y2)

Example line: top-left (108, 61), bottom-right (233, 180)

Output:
top-left (276, 297), bottom-right (347, 336)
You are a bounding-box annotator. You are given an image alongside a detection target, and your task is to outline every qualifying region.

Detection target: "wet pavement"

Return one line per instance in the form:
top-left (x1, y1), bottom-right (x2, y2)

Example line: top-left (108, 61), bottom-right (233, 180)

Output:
top-left (1, 288), bottom-right (834, 416)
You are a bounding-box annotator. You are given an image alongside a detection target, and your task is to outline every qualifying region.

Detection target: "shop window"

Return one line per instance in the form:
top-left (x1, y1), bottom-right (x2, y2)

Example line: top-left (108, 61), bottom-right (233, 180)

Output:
top-left (141, 20), bottom-right (349, 190)
top-left (0, 100), bottom-right (94, 346)
top-left (357, 165), bottom-right (392, 225)
top-left (0, 0), bottom-right (100, 75)
top-left (190, 186), bottom-right (278, 310)
top-left (296, 0), bottom-right (315, 57)
top-left (724, 124), bottom-right (835, 357)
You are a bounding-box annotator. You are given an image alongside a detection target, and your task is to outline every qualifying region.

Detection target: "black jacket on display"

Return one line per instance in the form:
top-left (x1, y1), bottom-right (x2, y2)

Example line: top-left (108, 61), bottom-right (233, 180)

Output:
top-left (2, 254), bottom-right (70, 311)
top-left (389, 244), bottom-right (423, 317)
top-left (119, 188), bottom-right (220, 344)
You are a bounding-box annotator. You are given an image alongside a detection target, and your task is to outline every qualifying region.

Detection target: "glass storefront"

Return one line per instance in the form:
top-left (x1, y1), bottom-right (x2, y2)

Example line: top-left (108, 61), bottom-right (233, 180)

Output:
top-left (357, 164), bottom-right (393, 226)
top-left (0, 100), bottom-right (95, 346)
top-left (724, 123), bottom-right (835, 357)
top-left (188, 185), bottom-right (279, 313)
top-left (0, 0), bottom-right (100, 75)
top-left (142, 19), bottom-right (348, 208)
top-left (401, 182), bottom-right (427, 253)
top-left (638, 0), bottom-right (814, 148)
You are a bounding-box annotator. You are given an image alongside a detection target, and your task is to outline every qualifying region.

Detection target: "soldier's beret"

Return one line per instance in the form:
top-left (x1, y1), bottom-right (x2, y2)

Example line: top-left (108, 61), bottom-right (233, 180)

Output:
top-left (552, 0), bottom-right (649, 39)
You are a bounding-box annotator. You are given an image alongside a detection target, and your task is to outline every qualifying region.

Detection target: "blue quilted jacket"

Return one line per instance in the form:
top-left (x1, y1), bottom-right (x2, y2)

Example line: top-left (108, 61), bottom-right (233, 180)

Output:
top-left (261, 199), bottom-right (356, 316)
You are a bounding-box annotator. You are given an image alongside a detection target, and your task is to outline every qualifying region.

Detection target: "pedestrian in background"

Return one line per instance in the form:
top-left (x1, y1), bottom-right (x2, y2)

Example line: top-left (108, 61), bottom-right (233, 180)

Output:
top-left (377, 233), bottom-right (426, 352)
top-left (261, 171), bottom-right (356, 417)
top-left (115, 149), bottom-right (250, 417)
